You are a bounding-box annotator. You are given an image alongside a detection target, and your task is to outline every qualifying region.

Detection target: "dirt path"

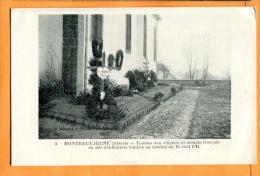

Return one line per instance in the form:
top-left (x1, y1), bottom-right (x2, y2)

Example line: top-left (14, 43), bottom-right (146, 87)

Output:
top-left (107, 89), bottom-right (199, 139)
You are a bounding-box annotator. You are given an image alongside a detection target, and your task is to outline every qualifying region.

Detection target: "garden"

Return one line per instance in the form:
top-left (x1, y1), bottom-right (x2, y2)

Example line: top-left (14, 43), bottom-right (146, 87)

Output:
top-left (39, 40), bottom-right (181, 137)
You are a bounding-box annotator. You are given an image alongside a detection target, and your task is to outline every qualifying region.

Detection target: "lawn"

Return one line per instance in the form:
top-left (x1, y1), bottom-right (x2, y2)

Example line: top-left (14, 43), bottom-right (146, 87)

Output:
top-left (187, 81), bottom-right (231, 139)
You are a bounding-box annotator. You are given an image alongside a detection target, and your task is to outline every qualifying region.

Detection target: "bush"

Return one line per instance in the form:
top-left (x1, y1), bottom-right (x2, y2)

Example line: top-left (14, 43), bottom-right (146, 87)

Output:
top-left (150, 70), bottom-right (157, 83)
top-left (157, 82), bottom-right (169, 86)
top-left (39, 82), bottom-right (54, 109)
top-left (39, 77), bottom-right (64, 110)
top-left (125, 69), bottom-right (157, 91)
top-left (85, 89), bottom-right (127, 121)
top-left (178, 84), bottom-right (184, 91)
top-left (76, 89), bottom-right (91, 105)
top-left (75, 82), bottom-right (128, 120)
top-left (194, 80), bottom-right (200, 86)
top-left (153, 92), bottom-right (164, 102)
top-left (75, 89), bottom-right (99, 117)
top-left (194, 80), bottom-right (205, 87)
top-left (112, 85), bottom-right (133, 97)
top-left (171, 86), bottom-right (177, 96)
top-left (95, 106), bottom-right (127, 121)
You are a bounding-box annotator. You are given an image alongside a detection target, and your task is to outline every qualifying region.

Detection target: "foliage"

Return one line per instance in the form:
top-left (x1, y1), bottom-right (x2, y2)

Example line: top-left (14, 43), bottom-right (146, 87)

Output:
top-left (194, 80), bottom-right (205, 87)
top-left (147, 70), bottom-right (157, 87)
top-left (111, 85), bottom-right (133, 97)
top-left (115, 50), bottom-right (124, 70)
top-left (157, 82), bottom-right (169, 86)
top-left (39, 44), bottom-right (64, 110)
top-left (76, 87), bottom-right (128, 121)
top-left (171, 86), bottom-right (177, 96)
top-left (84, 39), bottom-right (126, 120)
top-left (75, 89), bottom-right (91, 105)
top-left (88, 39), bottom-right (106, 112)
top-left (108, 54), bottom-right (115, 67)
top-left (178, 84), bottom-right (184, 91)
top-left (94, 106), bottom-right (128, 121)
top-left (125, 69), bottom-right (157, 92)
top-left (153, 92), bottom-right (164, 102)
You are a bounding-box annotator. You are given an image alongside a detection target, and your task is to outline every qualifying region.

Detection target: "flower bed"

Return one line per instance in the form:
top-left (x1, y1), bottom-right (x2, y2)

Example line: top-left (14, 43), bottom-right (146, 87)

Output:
top-left (40, 84), bottom-right (183, 130)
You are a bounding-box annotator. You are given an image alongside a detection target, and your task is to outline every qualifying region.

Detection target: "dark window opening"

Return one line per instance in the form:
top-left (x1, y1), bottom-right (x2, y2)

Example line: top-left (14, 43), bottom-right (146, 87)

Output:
top-left (126, 14), bottom-right (131, 52)
top-left (143, 15), bottom-right (147, 57)
top-left (91, 15), bottom-right (103, 40)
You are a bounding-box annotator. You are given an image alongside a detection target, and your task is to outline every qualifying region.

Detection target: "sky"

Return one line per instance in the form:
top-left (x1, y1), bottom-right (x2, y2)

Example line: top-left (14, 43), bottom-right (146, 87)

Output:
top-left (157, 8), bottom-right (255, 79)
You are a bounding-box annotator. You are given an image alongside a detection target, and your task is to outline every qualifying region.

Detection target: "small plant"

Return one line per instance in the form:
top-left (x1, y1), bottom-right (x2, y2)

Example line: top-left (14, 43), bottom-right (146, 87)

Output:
top-left (194, 80), bottom-right (200, 86)
top-left (194, 80), bottom-right (205, 87)
top-left (39, 81), bottom-right (54, 109)
top-left (85, 95), bottom-right (99, 118)
top-left (178, 84), bottom-right (184, 91)
top-left (153, 92), bottom-right (164, 102)
top-left (112, 85), bottom-right (133, 97)
top-left (75, 89), bottom-right (91, 105)
top-left (171, 86), bottom-right (177, 96)
top-left (150, 70), bottom-right (157, 83)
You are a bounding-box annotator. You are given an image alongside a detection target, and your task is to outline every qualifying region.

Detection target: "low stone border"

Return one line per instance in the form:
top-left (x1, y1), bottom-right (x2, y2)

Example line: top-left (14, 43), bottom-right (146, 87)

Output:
top-left (115, 88), bottom-right (182, 130)
top-left (41, 86), bottom-right (183, 130)
top-left (41, 111), bottom-right (116, 130)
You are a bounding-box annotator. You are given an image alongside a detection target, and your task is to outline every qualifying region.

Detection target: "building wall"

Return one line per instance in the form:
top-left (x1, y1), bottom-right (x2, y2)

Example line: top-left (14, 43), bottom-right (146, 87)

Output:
top-left (39, 14), bottom-right (158, 94)
top-left (38, 15), bottom-right (63, 81)
top-left (62, 15), bottom-right (78, 94)
top-left (146, 15), bottom-right (157, 72)
top-left (85, 14), bottom-right (158, 87)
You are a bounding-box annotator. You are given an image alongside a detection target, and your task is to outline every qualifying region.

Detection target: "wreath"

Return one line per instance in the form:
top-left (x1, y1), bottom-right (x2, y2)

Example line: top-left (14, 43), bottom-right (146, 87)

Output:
top-left (108, 54), bottom-right (115, 67)
top-left (92, 39), bottom-right (103, 58)
top-left (115, 49), bottom-right (124, 70)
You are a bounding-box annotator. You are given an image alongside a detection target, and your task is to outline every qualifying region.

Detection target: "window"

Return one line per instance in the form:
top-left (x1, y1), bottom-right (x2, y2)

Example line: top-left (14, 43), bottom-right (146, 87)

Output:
top-left (143, 15), bottom-right (147, 57)
top-left (154, 27), bottom-right (157, 61)
top-left (126, 14), bottom-right (131, 52)
top-left (91, 15), bottom-right (103, 40)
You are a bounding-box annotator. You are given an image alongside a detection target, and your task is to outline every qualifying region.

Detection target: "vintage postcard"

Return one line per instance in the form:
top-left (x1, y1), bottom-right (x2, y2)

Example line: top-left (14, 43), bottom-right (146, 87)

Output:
top-left (11, 7), bottom-right (256, 165)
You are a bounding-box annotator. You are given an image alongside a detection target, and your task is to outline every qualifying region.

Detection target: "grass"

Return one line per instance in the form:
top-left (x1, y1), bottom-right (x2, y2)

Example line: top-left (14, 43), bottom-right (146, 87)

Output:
top-left (187, 81), bottom-right (231, 139)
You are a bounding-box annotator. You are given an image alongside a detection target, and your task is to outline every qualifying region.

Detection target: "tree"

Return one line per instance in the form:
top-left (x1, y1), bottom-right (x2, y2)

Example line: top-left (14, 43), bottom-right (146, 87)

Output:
top-left (157, 63), bottom-right (174, 79)
top-left (186, 49), bottom-right (198, 80)
top-left (201, 55), bottom-right (210, 86)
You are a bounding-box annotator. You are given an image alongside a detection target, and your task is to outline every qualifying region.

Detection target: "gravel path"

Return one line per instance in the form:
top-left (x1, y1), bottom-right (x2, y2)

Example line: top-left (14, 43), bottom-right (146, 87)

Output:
top-left (107, 89), bottom-right (199, 139)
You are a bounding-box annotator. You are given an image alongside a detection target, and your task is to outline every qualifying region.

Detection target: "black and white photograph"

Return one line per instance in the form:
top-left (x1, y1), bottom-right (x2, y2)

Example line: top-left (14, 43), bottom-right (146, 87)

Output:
top-left (38, 11), bottom-right (234, 139)
top-left (11, 8), bottom-right (256, 165)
